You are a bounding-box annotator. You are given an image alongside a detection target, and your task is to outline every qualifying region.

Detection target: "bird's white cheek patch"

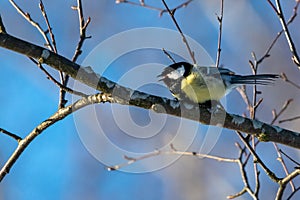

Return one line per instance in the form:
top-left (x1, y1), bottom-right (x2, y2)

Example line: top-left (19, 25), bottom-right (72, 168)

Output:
top-left (167, 69), bottom-right (183, 79)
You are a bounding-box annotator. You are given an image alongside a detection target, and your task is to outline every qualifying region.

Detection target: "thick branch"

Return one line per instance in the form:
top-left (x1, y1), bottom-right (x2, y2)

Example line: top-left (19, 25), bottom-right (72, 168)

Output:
top-left (1, 32), bottom-right (300, 149)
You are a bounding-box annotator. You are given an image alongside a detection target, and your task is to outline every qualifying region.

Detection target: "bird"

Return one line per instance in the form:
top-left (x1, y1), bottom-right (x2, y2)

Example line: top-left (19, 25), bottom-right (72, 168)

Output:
top-left (157, 62), bottom-right (279, 104)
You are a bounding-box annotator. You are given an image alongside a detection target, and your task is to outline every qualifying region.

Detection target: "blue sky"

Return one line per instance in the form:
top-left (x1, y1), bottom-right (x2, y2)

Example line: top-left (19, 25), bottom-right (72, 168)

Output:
top-left (1, 1), bottom-right (300, 199)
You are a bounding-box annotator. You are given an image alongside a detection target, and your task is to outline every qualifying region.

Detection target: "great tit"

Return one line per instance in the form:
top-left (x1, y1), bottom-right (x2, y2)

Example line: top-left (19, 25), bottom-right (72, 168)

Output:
top-left (157, 62), bottom-right (279, 103)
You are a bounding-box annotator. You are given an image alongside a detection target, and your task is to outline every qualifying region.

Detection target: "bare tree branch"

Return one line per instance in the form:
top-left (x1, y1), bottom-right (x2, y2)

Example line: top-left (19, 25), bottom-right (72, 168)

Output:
top-left (1, 32), bottom-right (300, 149)
top-left (9, 0), bottom-right (69, 107)
top-left (60, 0), bottom-right (91, 108)
top-left (258, 0), bottom-right (299, 65)
top-left (162, 48), bottom-right (176, 63)
top-left (267, 0), bottom-right (300, 67)
top-left (271, 98), bottom-right (293, 125)
top-left (39, 0), bottom-right (57, 53)
top-left (161, 0), bottom-right (196, 64)
top-left (115, 0), bottom-right (194, 17)
top-left (215, 0), bottom-right (224, 68)
top-left (281, 72), bottom-right (300, 90)
top-left (276, 169), bottom-right (300, 200)
top-left (271, 99), bottom-right (295, 191)
top-left (236, 131), bottom-right (281, 182)
top-left (279, 116), bottom-right (300, 124)
top-left (279, 149), bottom-right (300, 166)
top-left (0, 128), bottom-right (22, 142)
top-left (9, 0), bottom-right (54, 51)
top-left (29, 58), bottom-right (88, 97)
top-left (108, 143), bottom-right (238, 171)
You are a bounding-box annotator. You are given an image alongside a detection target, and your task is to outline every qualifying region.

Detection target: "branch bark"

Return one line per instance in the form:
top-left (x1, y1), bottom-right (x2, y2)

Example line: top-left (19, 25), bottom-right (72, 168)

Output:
top-left (1, 32), bottom-right (300, 149)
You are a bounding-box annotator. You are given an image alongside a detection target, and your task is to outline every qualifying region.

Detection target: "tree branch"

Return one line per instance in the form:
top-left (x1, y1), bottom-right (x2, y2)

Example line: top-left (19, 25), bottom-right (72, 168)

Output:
top-left (115, 0), bottom-right (194, 17)
top-left (274, 0), bottom-right (300, 67)
top-left (276, 169), bottom-right (300, 200)
top-left (215, 0), bottom-right (224, 68)
top-left (1, 32), bottom-right (300, 149)
top-left (0, 128), bottom-right (22, 142)
top-left (267, 0), bottom-right (300, 67)
top-left (161, 0), bottom-right (196, 64)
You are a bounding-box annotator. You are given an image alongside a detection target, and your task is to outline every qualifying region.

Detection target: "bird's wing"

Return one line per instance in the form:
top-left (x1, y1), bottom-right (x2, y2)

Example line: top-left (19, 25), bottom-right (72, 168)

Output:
top-left (194, 66), bottom-right (235, 77)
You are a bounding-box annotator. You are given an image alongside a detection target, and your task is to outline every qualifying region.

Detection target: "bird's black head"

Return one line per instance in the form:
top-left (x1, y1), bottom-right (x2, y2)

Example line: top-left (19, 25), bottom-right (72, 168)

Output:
top-left (157, 62), bottom-right (194, 80)
top-left (157, 62), bottom-right (194, 98)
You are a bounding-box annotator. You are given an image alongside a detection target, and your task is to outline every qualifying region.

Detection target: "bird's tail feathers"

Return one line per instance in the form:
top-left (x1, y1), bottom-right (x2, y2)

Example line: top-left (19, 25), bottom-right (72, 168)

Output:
top-left (231, 74), bottom-right (279, 85)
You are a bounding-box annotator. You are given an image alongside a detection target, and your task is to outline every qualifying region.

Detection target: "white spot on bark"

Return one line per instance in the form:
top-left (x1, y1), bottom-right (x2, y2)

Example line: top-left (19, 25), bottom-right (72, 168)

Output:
top-left (101, 78), bottom-right (115, 89)
top-left (82, 66), bottom-right (94, 74)
top-left (273, 125), bottom-right (282, 133)
top-left (41, 50), bottom-right (50, 59)
top-left (131, 92), bottom-right (149, 100)
top-left (253, 120), bottom-right (263, 129)
top-left (232, 115), bottom-right (245, 125)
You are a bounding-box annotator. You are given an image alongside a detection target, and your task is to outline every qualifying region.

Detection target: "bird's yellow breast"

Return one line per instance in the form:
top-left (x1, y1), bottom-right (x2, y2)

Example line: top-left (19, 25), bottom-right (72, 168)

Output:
top-left (181, 73), bottom-right (226, 103)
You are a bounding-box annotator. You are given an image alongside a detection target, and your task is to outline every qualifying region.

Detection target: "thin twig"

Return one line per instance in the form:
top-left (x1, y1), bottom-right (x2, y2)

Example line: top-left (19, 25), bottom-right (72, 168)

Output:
top-left (107, 150), bottom-right (161, 171)
top-left (228, 144), bottom-right (257, 199)
top-left (227, 188), bottom-right (247, 199)
top-left (115, 0), bottom-right (194, 17)
top-left (268, 0), bottom-right (300, 67)
top-left (60, 0), bottom-right (91, 108)
top-left (275, 0), bottom-right (300, 67)
top-left (251, 2), bottom-right (300, 195)
top-left (38, 0), bottom-right (67, 108)
top-left (108, 144), bottom-right (238, 171)
top-left (71, 0), bottom-right (91, 62)
top-left (246, 53), bottom-right (262, 198)
top-left (161, 0), bottom-right (196, 64)
top-left (0, 128), bottom-right (22, 142)
top-left (279, 149), bottom-right (300, 166)
top-left (281, 73), bottom-right (300, 90)
top-left (258, 0), bottom-right (299, 65)
top-left (236, 86), bottom-right (252, 113)
top-left (287, 186), bottom-right (300, 200)
top-left (39, 0), bottom-right (57, 53)
top-left (159, 0), bottom-right (194, 17)
top-left (276, 169), bottom-right (300, 200)
top-left (29, 57), bottom-right (88, 97)
top-left (9, 0), bottom-right (54, 51)
top-left (162, 48), bottom-right (176, 63)
top-left (271, 98), bottom-right (293, 125)
top-left (274, 143), bottom-right (296, 191)
top-left (236, 131), bottom-right (281, 182)
top-left (215, 0), bottom-right (224, 68)
top-left (116, 0), bottom-right (163, 12)
top-left (9, 0), bottom-right (69, 107)
top-left (279, 115), bottom-right (300, 124)
top-left (277, 73), bottom-right (300, 124)
top-left (270, 98), bottom-right (295, 191)
top-left (249, 53), bottom-right (259, 119)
